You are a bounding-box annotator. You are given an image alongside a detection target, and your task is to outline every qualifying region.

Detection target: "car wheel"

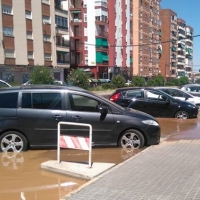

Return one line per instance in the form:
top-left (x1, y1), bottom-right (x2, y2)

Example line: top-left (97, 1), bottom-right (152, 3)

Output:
top-left (118, 129), bottom-right (144, 149)
top-left (175, 111), bottom-right (189, 119)
top-left (0, 131), bottom-right (28, 152)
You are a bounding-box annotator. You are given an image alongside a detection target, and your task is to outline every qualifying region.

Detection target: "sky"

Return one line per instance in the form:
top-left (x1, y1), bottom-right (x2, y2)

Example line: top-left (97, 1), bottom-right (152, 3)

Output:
top-left (160, 0), bottom-right (200, 73)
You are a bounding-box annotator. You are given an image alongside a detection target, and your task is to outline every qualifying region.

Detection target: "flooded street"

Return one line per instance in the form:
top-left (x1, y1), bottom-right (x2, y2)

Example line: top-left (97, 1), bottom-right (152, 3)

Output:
top-left (1, 113), bottom-right (200, 200)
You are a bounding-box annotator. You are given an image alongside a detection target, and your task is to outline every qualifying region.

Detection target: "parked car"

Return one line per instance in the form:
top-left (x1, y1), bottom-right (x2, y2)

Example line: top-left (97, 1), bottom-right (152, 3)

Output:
top-left (22, 80), bottom-right (67, 86)
top-left (180, 84), bottom-right (200, 97)
top-left (0, 85), bottom-right (160, 152)
top-left (109, 87), bottom-right (199, 119)
top-left (154, 87), bottom-right (200, 108)
top-left (0, 80), bottom-right (11, 88)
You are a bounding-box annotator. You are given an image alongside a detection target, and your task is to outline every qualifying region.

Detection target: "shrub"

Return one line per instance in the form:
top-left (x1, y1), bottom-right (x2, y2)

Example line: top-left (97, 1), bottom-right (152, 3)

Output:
top-left (170, 78), bottom-right (180, 86)
top-left (67, 68), bottom-right (90, 90)
top-left (179, 77), bottom-right (189, 85)
top-left (195, 78), bottom-right (200, 84)
top-left (102, 83), bottom-right (116, 90)
top-left (30, 66), bottom-right (54, 84)
top-left (111, 74), bottom-right (126, 88)
top-left (152, 75), bottom-right (165, 86)
top-left (131, 76), bottom-right (145, 86)
top-left (165, 82), bottom-right (175, 86)
top-left (146, 80), bottom-right (155, 87)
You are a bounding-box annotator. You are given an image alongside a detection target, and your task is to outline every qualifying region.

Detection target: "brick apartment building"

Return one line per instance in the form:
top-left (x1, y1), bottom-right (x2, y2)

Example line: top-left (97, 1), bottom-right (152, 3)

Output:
top-left (160, 9), bottom-right (194, 80)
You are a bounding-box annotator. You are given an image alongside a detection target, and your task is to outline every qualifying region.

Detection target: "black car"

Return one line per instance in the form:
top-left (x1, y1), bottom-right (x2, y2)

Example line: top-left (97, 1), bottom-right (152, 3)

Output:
top-left (109, 87), bottom-right (199, 119)
top-left (0, 85), bottom-right (160, 152)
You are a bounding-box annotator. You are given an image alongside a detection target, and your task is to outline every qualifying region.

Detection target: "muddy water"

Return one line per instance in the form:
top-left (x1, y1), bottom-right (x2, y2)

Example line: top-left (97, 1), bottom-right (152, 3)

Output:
top-left (1, 114), bottom-right (200, 200)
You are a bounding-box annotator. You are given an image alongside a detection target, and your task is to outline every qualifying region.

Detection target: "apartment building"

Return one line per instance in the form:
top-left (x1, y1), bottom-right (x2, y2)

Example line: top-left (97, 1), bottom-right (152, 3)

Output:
top-left (69, 0), bottom-right (109, 79)
top-left (160, 9), bottom-right (194, 79)
top-left (132, 0), bottom-right (162, 77)
top-left (108, 0), bottom-right (133, 80)
top-left (0, 0), bottom-right (69, 84)
top-left (160, 9), bottom-right (177, 78)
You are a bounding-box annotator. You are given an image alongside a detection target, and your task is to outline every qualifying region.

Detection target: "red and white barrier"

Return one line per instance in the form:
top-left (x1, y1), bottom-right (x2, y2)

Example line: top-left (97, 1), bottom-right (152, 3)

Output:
top-left (57, 122), bottom-right (92, 168)
top-left (60, 135), bottom-right (90, 150)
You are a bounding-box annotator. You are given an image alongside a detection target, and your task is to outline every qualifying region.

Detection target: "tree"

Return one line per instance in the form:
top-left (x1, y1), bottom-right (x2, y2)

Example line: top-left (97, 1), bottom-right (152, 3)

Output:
top-left (111, 74), bottom-right (126, 88)
top-left (67, 68), bottom-right (90, 90)
top-left (30, 66), bottom-right (54, 84)
top-left (179, 77), bottom-right (189, 85)
top-left (195, 78), bottom-right (200, 84)
top-left (131, 76), bottom-right (145, 86)
top-left (170, 78), bottom-right (180, 86)
top-left (152, 75), bottom-right (165, 86)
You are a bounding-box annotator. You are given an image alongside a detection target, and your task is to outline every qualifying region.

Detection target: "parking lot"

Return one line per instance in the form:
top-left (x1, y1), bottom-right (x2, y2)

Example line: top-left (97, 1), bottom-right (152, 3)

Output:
top-left (1, 112), bottom-right (200, 200)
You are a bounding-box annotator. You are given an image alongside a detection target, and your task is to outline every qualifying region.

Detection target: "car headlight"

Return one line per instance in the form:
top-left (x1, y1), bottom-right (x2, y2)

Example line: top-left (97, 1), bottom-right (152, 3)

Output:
top-left (142, 120), bottom-right (159, 126)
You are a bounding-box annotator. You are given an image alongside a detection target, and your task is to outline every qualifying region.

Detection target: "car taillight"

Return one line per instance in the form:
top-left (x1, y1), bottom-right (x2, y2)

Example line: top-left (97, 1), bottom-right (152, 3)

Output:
top-left (110, 93), bottom-right (120, 101)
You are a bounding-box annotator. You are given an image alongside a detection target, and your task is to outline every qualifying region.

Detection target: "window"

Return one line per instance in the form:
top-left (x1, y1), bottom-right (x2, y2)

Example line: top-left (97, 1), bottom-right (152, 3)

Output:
top-left (3, 27), bottom-right (14, 36)
top-left (125, 90), bottom-right (144, 99)
top-left (28, 51), bottom-right (33, 59)
top-left (55, 15), bottom-right (68, 29)
top-left (0, 92), bottom-right (18, 108)
top-left (30, 93), bottom-right (62, 109)
top-left (27, 31), bottom-right (32, 39)
top-left (43, 15), bottom-right (51, 24)
top-left (25, 10), bottom-right (32, 19)
top-left (69, 94), bottom-right (101, 112)
top-left (2, 5), bottom-right (12, 14)
top-left (146, 90), bottom-right (167, 101)
top-left (5, 49), bottom-right (15, 58)
top-left (44, 35), bottom-right (51, 42)
top-left (44, 53), bottom-right (51, 60)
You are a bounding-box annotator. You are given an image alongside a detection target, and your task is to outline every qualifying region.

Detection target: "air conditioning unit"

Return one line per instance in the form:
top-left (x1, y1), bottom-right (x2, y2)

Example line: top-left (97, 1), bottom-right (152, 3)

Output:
top-left (83, 4), bottom-right (87, 8)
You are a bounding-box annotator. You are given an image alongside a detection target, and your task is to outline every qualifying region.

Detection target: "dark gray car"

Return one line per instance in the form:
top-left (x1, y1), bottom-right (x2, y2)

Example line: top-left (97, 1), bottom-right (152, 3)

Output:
top-left (0, 85), bottom-right (160, 152)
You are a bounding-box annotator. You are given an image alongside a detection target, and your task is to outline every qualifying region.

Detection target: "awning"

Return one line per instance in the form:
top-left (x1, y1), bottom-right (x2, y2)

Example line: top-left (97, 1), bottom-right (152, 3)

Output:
top-left (57, 51), bottom-right (69, 55)
top-left (171, 46), bottom-right (176, 51)
top-left (130, 58), bottom-right (133, 63)
top-left (70, 10), bottom-right (81, 13)
top-left (96, 52), bottom-right (109, 63)
top-left (102, 54), bottom-right (109, 61)
top-left (102, 39), bottom-right (108, 47)
top-left (96, 38), bottom-right (108, 48)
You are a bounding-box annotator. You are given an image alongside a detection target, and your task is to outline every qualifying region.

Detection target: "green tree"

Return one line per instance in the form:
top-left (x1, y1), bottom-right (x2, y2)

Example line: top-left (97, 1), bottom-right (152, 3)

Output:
top-left (195, 78), bottom-right (200, 84)
top-left (131, 76), bottom-right (145, 86)
top-left (67, 68), bottom-right (90, 90)
top-left (179, 77), bottom-right (189, 85)
top-left (170, 78), bottom-right (180, 86)
top-left (146, 80), bottom-right (155, 87)
top-left (111, 74), bottom-right (126, 88)
top-left (152, 75), bottom-right (165, 86)
top-left (30, 66), bottom-right (54, 84)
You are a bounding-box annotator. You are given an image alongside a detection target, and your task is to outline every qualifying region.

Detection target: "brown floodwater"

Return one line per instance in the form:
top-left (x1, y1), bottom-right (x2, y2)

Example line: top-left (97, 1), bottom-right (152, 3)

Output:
top-left (0, 113), bottom-right (200, 200)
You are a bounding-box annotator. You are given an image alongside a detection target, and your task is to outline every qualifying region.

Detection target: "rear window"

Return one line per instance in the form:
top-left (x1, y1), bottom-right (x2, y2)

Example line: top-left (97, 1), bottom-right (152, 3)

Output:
top-left (0, 92), bottom-right (18, 108)
top-left (21, 92), bottom-right (62, 110)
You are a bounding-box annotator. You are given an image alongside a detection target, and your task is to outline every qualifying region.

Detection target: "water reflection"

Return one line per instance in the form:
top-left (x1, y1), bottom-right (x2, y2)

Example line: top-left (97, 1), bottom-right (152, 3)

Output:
top-left (0, 150), bottom-right (86, 200)
top-left (1, 152), bottom-right (24, 170)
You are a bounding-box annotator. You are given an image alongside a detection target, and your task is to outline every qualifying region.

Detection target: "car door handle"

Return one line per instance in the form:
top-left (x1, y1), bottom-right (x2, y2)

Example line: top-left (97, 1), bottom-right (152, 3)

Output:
top-left (52, 115), bottom-right (63, 120)
top-left (71, 115), bottom-right (82, 120)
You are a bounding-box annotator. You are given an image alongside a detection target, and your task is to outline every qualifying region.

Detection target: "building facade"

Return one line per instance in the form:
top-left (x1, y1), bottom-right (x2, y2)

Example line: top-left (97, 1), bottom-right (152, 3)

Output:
top-left (0, 0), bottom-right (69, 84)
top-left (132, 0), bottom-right (162, 77)
top-left (160, 9), bottom-right (194, 80)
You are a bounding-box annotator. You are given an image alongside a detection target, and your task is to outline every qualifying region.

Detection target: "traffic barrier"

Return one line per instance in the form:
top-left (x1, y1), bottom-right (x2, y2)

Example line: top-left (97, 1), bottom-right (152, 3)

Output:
top-left (57, 122), bottom-right (92, 168)
top-left (59, 135), bottom-right (90, 150)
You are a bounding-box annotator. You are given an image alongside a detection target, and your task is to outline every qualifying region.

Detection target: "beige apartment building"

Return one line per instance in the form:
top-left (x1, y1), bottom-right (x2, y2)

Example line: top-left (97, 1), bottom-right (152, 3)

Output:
top-left (0, 0), bottom-right (69, 84)
top-left (132, 0), bottom-right (162, 77)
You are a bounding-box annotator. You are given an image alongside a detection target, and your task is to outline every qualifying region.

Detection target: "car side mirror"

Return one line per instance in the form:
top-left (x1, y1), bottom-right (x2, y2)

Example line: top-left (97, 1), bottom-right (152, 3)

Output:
top-left (99, 106), bottom-right (108, 115)
top-left (166, 98), bottom-right (170, 104)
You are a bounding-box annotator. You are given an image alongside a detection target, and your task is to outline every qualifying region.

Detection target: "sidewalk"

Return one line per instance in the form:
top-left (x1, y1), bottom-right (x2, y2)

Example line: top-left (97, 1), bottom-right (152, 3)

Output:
top-left (63, 140), bottom-right (200, 200)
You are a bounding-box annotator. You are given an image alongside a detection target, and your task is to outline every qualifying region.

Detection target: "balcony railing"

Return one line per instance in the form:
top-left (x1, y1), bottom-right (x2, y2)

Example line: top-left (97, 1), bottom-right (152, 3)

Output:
top-left (71, 19), bottom-right (82, 23)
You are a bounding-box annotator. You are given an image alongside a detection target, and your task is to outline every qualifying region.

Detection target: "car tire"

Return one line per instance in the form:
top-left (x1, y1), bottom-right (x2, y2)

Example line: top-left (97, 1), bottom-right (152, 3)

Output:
top-left (0, 131), bottom-right (28, 152)
top-left (118, 129), bottom-right (144, 149)
top-left (175, 111), bottom-right (189, 119)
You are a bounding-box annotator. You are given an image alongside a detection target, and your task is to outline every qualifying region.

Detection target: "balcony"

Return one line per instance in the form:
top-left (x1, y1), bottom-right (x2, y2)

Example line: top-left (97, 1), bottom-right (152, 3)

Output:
top-left (96, 52), bottom-right (109, 64)
top-left (171, 46), bottom-right (176, 52)
top-left (96, 38), bottom-right (108, 50)
top-left (71, 18), bottom-right (82, 23)
top-left (96, 31), bottom-right (108, 38)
